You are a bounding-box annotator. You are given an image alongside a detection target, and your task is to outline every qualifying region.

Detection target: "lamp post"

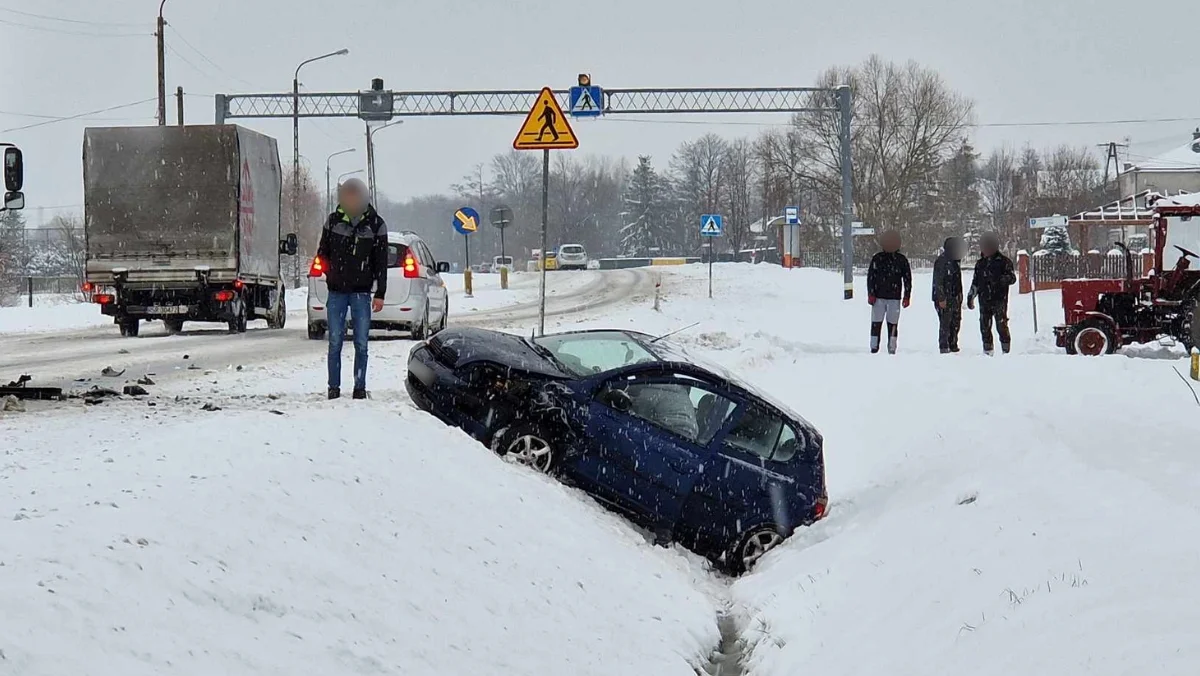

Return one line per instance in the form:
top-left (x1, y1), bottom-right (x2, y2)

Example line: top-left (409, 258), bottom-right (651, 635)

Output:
top-left (337, 169), bottom-right (365, 185)
top-left (365, 120), bottom-right (403, 205)
top-left (292, 49), bottom-right (348, 238)
top-left (156, 0), bottom-right (168, 125)
top-left (325, 148), bottom-right (356, 215)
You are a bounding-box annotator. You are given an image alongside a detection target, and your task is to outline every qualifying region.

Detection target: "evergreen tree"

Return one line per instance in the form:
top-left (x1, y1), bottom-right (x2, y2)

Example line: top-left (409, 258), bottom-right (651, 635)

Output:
top-left (0, 208), bottom-right (28, 304)
top-left (1040, 225), bottom-right (1072, 253)
top-left (620, 156), bottom-right (667, 256)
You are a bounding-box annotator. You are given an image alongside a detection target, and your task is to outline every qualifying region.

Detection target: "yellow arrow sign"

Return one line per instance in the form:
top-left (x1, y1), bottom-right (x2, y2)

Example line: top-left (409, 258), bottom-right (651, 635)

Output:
top-left (455, 209), bottom-right (478, 232)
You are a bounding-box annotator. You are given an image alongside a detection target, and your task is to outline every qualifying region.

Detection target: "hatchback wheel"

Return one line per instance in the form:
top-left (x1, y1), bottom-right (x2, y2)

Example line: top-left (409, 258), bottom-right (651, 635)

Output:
top-left (732, 525), bottom-right (784, 574)
top-left (493, 424), bottom-right (558, 474)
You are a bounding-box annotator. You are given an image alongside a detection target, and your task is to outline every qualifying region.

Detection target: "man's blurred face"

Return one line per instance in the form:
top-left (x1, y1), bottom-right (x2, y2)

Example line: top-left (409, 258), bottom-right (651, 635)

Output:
top-left (339, 182), bottom-right (367, 216)
top-left (881, 231), bottom-right (901, 253)
top-left (981, 235), bottom-right (1000, 256)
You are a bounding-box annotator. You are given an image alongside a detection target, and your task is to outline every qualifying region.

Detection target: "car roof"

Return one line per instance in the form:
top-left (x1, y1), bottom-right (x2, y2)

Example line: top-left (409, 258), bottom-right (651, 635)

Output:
top-left (387, 231), bottom-right (421, 245)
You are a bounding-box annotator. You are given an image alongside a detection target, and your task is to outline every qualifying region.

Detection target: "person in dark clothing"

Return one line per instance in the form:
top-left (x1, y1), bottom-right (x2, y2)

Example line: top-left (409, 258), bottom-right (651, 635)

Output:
top-left (966, 232), bottom-right (1017, 355)
top-left (932, 236), bottom-right (966, 354)
top-left (866, 230), bottom-right (912, 354)
top-left (316, 178), bottom-right (389, 399)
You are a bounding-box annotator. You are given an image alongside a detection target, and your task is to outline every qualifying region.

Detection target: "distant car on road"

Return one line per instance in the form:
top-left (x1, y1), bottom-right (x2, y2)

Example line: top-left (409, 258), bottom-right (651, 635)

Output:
top-left (307, 231), bottom-right (450, 340)
top-left (406, 327), bottom-right (828, 572)
top-left (493, 255), bottom-right (515, 271)
top-left (557, 244), bottom-right (589, 271)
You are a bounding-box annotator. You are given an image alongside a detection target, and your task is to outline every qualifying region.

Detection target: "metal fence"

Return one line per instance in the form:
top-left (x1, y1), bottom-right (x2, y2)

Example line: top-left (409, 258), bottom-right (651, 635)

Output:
top-left (798, 250), bottom-right (939, 271)
top-left (1028, 252), bottom-right (1137, 285)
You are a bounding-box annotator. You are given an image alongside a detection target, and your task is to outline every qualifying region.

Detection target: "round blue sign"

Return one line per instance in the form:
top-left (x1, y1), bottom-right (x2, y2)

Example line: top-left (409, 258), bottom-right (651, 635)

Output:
top-left (453, 206), bottom-right (480, 236)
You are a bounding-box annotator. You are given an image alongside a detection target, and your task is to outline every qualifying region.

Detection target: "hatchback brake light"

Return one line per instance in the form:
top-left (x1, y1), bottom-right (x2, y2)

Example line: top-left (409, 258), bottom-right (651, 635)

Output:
top-left (309, 256), bottom-right (325, 278)
top-left (403, 253), bottom-right (419, 279)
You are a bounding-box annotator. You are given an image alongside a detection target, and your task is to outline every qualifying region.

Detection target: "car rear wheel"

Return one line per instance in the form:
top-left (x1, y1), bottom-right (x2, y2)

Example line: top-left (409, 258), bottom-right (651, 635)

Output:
top-left (492, 424), bottom-right (558, 474)
top-left (119, 319), bottom-right (140, 338)
top-left (266, 290), bottom-right (286, 330)
top-left (729, 525), bottom-right (784, 574)
top-left (1067, 318), bottom-right (1116, 356)
top-left (412, 302), bottom-right (430, 341)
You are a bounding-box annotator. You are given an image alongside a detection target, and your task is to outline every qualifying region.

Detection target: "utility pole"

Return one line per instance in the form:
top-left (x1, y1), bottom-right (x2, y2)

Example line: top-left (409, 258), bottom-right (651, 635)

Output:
top-left (837, 85), bottom-right (854, 300)
top-left (292, 49), bottom-right (349, 251)
top-left (364, 120), bottom-right (402, 205)
top-left (1098, 141), bottom-right (1128, 190)
top-left (156, 0), bottom-right (168, 126)
top-left (176, 87), bottom-right (184, 126)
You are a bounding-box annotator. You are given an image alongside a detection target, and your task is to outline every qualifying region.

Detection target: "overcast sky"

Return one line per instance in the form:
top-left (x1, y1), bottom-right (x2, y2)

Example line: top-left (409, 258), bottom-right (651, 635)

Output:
top-left (4, 0), bottom-right (1199, 226)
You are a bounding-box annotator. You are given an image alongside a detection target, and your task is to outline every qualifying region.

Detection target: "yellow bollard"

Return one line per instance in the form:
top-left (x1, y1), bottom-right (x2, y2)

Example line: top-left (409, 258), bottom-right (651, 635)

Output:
top-left (500, 265), bottom-right (509, 290)
top-left (464, 268), bottom-right (473, 298)
top-left (1192, 348), bottom-right (1199, 381)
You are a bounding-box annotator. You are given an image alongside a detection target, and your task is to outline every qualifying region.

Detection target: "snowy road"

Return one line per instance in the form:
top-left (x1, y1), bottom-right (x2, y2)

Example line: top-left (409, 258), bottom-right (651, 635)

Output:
top-left (0, 269), bottom-right (650, 388)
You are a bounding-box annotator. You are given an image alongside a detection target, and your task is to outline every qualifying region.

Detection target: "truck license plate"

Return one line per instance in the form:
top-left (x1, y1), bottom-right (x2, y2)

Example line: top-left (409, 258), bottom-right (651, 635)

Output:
top-left (148, 305), bottom-right (189, 315)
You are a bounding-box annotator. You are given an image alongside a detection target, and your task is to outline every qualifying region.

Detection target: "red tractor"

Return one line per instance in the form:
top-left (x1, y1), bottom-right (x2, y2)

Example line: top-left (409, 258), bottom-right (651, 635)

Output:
top-left (1055, 197), bottom-right (1200, 355)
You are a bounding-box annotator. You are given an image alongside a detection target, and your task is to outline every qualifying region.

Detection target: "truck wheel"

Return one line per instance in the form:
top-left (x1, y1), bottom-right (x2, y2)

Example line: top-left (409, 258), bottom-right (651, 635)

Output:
top-left (1067, 318), bottom-right (1117, 356)
top-left (267, 291), bottom-right (287, 330)
top-left (307, 322), bottom-right (326, 340)
top-left (164, 319), bottom-right (184, 335)
top-left (119, 319), bottom-right (140, 338)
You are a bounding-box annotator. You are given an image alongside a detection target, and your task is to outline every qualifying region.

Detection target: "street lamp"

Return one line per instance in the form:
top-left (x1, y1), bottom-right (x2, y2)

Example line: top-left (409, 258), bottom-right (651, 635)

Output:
top-left (365, 120), bottom-right (404, 205)
top-left (337, 169), bottom-right (365, 186)
top-left (292, 48), bottom-right (348, 234)
top-left (325, 148), bottom-right (356, 215)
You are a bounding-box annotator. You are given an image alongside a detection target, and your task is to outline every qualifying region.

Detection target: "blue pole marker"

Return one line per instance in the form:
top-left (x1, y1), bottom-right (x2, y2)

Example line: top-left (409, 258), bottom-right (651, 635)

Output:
top-left (785, 206), bottom-right (800, 225)
top-left (700, 214), bottom-right (723, 237)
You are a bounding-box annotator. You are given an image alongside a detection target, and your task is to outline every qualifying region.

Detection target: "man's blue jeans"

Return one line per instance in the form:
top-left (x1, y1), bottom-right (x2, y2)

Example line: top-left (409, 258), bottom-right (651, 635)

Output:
top-left (326, 291), bottom-right (372, 391)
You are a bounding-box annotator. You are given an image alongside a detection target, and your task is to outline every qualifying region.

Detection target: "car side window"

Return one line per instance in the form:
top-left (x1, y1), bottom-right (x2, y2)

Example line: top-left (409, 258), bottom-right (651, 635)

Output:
top-left (417, 242), bottom-right (434, 268)
top-left (774, 424), bottom-right (801, 463)
top-left (599, 378), bottom-right (736, 447)
top-left (723, 404), bottom-right (784, 461)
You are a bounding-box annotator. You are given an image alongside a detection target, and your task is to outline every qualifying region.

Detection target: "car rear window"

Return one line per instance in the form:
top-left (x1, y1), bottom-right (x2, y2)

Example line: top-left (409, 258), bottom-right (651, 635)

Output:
top-left (561, 245), bottom-right (584, 254)
top-left (386, 243), bottom-right (409, 268)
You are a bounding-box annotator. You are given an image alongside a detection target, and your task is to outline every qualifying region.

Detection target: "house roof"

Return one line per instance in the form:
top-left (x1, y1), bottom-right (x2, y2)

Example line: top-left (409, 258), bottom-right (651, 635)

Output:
top-left (1130, 138), bottom-right (1200, 172)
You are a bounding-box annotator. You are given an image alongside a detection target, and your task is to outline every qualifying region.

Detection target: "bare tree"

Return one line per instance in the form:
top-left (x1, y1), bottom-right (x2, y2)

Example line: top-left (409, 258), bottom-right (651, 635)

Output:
top-left (51, 214), bottom-right (87, 297)
top-left (670, 134), bottom-right (728, 254)
top-left (795, 55), bottom-right (976, 249)
top-left (282, 165), bottom-right (323, 287)
top-left (721, 139), bottom-right (756, 254)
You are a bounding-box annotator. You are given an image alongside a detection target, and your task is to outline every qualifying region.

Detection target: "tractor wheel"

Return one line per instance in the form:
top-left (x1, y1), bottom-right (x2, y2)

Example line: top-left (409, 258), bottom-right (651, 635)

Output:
top-left (1183, 296), bottom-right (1199, 351)
top-left (1067, 318), bottom-right (1117, 356)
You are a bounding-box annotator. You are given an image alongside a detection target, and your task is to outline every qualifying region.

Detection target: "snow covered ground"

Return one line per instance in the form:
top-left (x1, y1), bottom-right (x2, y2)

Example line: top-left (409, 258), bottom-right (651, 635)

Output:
top-left (5, 262), bottom-right (1200, 675)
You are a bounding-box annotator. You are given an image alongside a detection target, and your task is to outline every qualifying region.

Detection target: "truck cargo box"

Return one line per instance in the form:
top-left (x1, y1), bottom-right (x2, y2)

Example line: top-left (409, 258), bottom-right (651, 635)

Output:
top-left (83, 125), bottom-right (283, 284)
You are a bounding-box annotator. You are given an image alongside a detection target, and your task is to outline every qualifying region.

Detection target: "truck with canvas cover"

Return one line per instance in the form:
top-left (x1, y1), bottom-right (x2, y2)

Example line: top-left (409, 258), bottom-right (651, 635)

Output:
top-left (83, 125), bottom-right (297, 336)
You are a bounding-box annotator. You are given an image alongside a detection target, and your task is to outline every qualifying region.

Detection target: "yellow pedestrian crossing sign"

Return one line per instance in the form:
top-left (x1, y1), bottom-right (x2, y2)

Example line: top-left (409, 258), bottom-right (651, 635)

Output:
top-left (513, 88), bottom-right (579, 150)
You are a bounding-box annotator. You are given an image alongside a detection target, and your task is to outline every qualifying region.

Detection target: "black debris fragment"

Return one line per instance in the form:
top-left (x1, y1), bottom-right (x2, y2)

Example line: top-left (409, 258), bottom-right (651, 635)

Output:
top-left (101, 367), bottom-right (125, 378)
top-left (201, 403), bottom-right (222, 412)
top-left (122, 384), bottom-right (149, 397)
top-left (137, 375), bottom-right (155, 386)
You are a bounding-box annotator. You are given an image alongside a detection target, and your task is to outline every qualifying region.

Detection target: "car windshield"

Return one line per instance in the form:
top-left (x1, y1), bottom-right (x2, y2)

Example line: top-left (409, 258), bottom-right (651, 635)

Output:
top-left (532, 331), bottom-right (657, 376)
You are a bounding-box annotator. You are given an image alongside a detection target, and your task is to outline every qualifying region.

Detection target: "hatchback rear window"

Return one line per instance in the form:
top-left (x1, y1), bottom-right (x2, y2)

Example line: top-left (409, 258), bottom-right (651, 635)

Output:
top-left (561, 246), bottom-right (584, 254)
top-left (386, 243), bottom-right (409, 268)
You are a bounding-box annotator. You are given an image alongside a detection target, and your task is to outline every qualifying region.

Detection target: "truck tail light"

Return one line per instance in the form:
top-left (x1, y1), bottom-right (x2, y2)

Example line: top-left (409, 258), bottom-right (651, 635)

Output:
top-left (403, 253), bottom-right (419, 279)
top-left (214, 290), bottom-right (235, 302)
top-left (233, 279), bottom-right (244, 290)
top-left (93, 293), bottom-right (114, 305)
top-left (81, 282), bottom-right (94, 293)
top-left (309, 256), bottom-right (325, 278)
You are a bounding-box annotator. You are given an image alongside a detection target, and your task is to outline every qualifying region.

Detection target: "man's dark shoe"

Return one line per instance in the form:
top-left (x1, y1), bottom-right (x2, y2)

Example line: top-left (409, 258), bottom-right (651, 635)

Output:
top-left (940, 347), bottom-right (951, 354)
top-left (352, 389), bottom-right (367, 400)
top-left (328, 388), bottom-right (341, 400)
top-left (1001, 343), bottom-right (1011, 354)
top-left (950, 346), bottom-right (961, 353)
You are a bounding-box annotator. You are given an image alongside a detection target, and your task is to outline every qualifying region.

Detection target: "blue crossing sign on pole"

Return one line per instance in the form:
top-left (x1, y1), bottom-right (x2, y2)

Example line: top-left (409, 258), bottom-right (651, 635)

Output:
top-left (700, 214), bottom-right (724, 237)
top-left (569, 85), bottom-right (603, 117)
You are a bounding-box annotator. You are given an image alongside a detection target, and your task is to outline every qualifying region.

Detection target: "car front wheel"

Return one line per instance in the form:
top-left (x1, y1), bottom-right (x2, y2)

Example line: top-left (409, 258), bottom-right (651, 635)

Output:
top-left (492, 424), bottom-right (558, 474)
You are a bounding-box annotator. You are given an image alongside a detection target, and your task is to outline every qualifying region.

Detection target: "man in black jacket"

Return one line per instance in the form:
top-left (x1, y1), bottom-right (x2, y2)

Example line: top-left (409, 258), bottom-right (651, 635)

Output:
top-left (967, 232), bottom-right (1017, 355)
top-left (932, 236), bottom-right (966, 354)
top-left (866, 230), bottom-right (912, 354)
top-left (316, 179), bottom-right (389, 399)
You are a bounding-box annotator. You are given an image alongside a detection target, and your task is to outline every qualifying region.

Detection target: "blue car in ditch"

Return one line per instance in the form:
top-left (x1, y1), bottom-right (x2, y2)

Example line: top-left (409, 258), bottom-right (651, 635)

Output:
top-left (406, 328), bottom-right (828, 573)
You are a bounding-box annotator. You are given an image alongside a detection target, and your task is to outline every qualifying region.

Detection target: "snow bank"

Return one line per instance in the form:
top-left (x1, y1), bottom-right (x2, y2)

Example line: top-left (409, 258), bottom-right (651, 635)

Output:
top-left (0, 297), bottom-right (108, 334)
top-left (0, 401), bottom-right (717, 675)
top-left (584, 264), bottom-right (1200, 676)
top-left (1119, 336), bottom-right (1191, 360)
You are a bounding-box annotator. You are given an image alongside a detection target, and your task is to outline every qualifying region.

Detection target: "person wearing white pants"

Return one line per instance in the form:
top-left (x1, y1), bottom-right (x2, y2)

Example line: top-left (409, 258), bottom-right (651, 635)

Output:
top-left (867, 231), bottom-right (912, 354)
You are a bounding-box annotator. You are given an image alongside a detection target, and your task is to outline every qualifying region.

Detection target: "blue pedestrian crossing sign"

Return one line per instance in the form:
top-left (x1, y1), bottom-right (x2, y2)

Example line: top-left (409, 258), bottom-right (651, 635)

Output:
top-left (700, 214), bottom-right (723, 237)
top-left (569, 86), bottom-right (603, 117)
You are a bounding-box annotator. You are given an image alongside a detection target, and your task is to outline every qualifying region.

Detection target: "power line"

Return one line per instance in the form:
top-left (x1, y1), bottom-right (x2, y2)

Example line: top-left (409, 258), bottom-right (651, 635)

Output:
top-left (0, 5), bottom-right (144, 27)
top-left (0, 16), bottom-right (147, 37)
top-left (1, 98), bottom-right (158, 133)
top-left (599, 114), bottom-right (1200, 130)
top-left (0, 108), bottom-right (152, 122)
top-left (165, 42), bottom-right (224, 86)
top-left (167, 25), bottom-right (261, 89)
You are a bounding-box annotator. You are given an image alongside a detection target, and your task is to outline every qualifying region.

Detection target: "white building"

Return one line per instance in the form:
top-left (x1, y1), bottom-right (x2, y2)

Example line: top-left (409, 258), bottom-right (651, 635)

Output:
top-left (1119, 130), bottom-right (1200, 196)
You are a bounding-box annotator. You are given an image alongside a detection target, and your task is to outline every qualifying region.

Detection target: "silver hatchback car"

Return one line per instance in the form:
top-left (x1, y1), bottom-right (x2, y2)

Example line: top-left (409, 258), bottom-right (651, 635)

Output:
top-left (306, 231), bottom-right (450, 340)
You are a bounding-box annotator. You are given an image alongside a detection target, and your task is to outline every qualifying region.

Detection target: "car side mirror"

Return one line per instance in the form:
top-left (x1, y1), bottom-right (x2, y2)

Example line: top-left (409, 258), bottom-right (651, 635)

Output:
top-left (600, 388), bottom-right (632, 413)
top-left (3, 191), bottom-right (23, 211)
top-left (4, 147), bottom-right (23, 192)
top-left (436, 262), bottom-right (450, 274)
top-left (280, 233), bottom-right (299, 256)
